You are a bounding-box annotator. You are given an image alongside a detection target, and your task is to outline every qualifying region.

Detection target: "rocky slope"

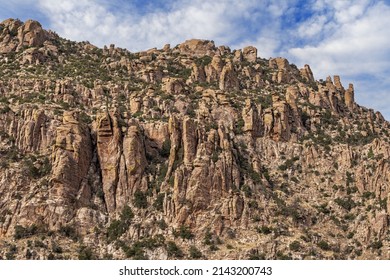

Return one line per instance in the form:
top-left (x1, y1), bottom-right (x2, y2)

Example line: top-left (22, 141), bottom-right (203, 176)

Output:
top-left (0, 18), bottom-right (389, 260)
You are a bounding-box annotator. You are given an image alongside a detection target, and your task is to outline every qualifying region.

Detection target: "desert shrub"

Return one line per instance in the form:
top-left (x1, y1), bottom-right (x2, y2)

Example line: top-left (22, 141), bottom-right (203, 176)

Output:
top-left (107, 206), bottom-right (134, 241)
top-left (189, 246), bottom-right (203, 259)
top-left (318, 240), bottom-right (330, 251)
top-left (14, 225), bottom-right (38, 239)
top-left (370, 240), bottom-right (383, 250)
top-left (195, 56), bottom-right (212, 67)
top-left (289, 241), bottom-right (301, 251)
top-left (234, 118), bottom-right (245, 134)
top-left (156, 219), bottom-right (167, 230)
top-left (78, 245), bottom-right (95, 260)
top-left (133, 190), bottom-right (148, 208)
top-left (334, 197), bottom-right (356, 211)
top-left (166, 241), bottom-right (183, 258)
top-left (51, 242), bottom-right (63, 254)
top-left (160, 139), bottom-right (171, 157)
top-left (153, 193), bottom-right (165, 211)
top-left (6, 245), bottom-right (17, 260)
top-left (256, 225), bottom-right (272, 235)
top-left (173, 225), bottom-right (194, 240)
top-left (59, 225), bottom-right (79, 241)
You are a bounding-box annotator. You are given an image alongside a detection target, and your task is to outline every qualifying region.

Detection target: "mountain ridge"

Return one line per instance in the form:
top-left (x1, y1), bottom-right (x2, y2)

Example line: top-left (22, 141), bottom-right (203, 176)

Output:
top-left (0, 18), bottom-right (389, 260)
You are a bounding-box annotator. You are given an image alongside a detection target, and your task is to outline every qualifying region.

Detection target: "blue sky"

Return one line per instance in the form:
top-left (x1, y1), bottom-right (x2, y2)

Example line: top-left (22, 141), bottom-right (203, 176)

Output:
top-left (1, 0), bottom-right (390, 119)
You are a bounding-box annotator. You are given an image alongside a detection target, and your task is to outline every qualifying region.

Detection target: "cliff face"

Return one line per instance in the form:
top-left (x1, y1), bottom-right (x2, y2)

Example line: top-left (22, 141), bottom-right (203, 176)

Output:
top-left (0, 18), bottom-right (389, 260)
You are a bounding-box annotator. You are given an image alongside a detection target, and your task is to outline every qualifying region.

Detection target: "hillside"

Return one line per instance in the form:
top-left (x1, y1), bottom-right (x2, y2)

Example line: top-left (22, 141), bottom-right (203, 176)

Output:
top-left (0, 18), bottom-right (389, 260)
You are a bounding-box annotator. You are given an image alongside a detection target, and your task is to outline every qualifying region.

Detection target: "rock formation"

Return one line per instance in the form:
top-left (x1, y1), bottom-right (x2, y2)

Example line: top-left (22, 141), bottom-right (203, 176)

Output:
top-left (0, 18), bottom-right (389, 261)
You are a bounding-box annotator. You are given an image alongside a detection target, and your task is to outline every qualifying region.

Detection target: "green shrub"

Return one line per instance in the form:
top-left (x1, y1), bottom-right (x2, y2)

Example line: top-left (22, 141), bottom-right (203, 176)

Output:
top-left (234, 118), bottom-right (245, 134)
top-left (133, 190), bottom-right (148, 208)
top-left (6, 245), bottom-right (17, 260)
top-left (79, 112), bottom-right (92, 124)
top-left (334, 197), bottom-right (356, 211)
top-left (51, 242), bottom-right (63, 254)
top-left (256, 225), bottom-right (272, 235)
top-left (203, 228), bottom-right (213, 245)
top-left (107, 221), bottom-right (123, 241)
top-left (59, 225), bottom-right (79, 241)
top-left (34, 240), bottom-right (46, 248)
top-left (107, 206), bottom-right (134, 241)
top-left (173, 225), bottom-right (194, 240)
top-left (189, 246), bottom-right (203, 259)
top-left (370, 240), bottom-right (383, 250)
top-left (318, 240), bottom-right (330, 251)
top-left (160, 139), bottom-right (171, 157)
top-left (156, 219), bottom-right (167, 230)
top-left (14, 225), bottom-right (39, 239)
top-left (78, 245), bottom-right (95, 260)
top-left (248, 250), bottom-right (265, 260)
top-left (195, 56), bottom-right (212, 67)
top-left (23, 156), bottom-right (51, 179)
top-left (289, 241), bottom-right (301, 251)
top-left (153, 193), bottom-right (165, 211)
top-left (367, 147), bottom-right (374, 159)
top-left (166, 241), bottom-right (183, 258)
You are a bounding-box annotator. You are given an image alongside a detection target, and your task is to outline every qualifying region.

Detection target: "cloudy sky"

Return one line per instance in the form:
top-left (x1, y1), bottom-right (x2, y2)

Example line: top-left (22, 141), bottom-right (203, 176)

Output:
top-left (1, 0), bottom-right (390, 118)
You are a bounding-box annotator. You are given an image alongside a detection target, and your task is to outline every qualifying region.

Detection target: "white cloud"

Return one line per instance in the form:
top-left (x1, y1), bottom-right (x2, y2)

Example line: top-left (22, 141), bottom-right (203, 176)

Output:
top-left (37, 0), bottom-right (264, 51)
top-left (288, 1), bottom-right (390, 78)
top-left (285, 0), bottom-right (390, 119)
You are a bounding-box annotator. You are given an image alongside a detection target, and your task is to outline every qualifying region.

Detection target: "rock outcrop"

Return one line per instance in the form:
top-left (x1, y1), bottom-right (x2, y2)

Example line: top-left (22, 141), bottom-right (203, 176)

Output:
top-left (242, 46), bottom-right (258, 62)
top-left (0, 18), bottom-right (48, 53)
top-left (178, 39), bottom-right (216, 57)
top-left (1, 19), bottom-right (390, 261)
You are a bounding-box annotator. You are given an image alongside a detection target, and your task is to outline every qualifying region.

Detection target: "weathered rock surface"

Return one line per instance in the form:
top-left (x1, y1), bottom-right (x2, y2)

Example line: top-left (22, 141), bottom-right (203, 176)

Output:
top-left (0, 18), bottom-right (48, 53)
top-left (1, 19), bottom-right (390, 261)
top-left (242, 46), bottom-right (257, 62)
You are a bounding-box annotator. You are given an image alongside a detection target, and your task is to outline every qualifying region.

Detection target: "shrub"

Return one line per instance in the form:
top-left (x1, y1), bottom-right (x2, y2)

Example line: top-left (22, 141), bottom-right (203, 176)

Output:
top-left (174, 225), bottom-right (194, 240)
top-left (276, 251), bottom-right (292, 260)
top-left (248, 249), bottom-right (265, 260)
top-left (301, 111), bottom-right (310, 126)
top-left (166, 241), bottom-right (183, 258)
top-left (289, 241), bottom-right (301, 251)
top-left (195, 56), bottom-right (212, 67)
top-left (370, 240), bottom-right (383, 250)
top-left (122, 242), bottom-right (147, 260)
top-left (234, 118), bottom-right (245, 134)
top-left (107, 206), bottom-right (134, 241)
top-left (256, 225), bottom-right (272, 235)
top-left (160, 139), bottom-right (171, 157)
top-left (334, 197), bottom-right (356, 211)
top-left (242, 184), bottom-right (252, 197)
top-left (133, 190), bottom-right (148, 208)
top-left (34, 240), bottom-right (46, 248)
top-left (156, 219), bottom-right (167, 230)
top-left (78, 245), bottom-right (95, 260)
top-left (79, 112), bottom-right (92, 124)
top-left (153, 193), bottom-right (165, 211)
top-left (6, 245), bottom-right (17, 260)
top-left (59, 225), bottom-right (79, 241)
top-left (23, 156), bottom-right (51, 179)
top-left (203, 228), bottom-right (213, 245)
top-left (189, 246), bottom-right (203, 259)
top-left (120, 205), bottom-right (134, 222)
top-left (367, 147), bottom-right (374, 159)
top-left (14, 225), bottom-right (38, 239)
top-left (318, 240), bottom-right (330, 251)
top-left (51, 242), bottom-right (63, 254)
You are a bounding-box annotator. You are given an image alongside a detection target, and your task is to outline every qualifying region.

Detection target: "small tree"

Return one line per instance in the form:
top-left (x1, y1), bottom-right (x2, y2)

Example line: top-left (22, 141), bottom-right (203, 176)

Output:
top-left (133, 190), bottom-right (148, 208)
